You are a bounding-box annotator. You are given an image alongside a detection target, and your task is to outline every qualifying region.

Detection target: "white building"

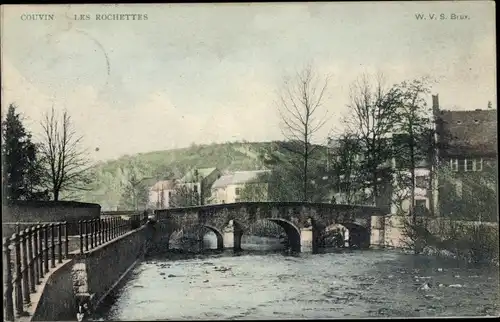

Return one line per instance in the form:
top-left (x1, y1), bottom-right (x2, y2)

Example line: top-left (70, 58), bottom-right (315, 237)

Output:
top-left (211, 170), bottom-right (270, 204)
top-left (148, 179), bottom-right (177, 209)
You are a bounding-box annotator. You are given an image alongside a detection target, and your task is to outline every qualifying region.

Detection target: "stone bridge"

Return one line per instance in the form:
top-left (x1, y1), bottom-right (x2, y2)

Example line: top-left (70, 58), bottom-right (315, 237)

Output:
top-left (154, 202), bottom-right (385, 253)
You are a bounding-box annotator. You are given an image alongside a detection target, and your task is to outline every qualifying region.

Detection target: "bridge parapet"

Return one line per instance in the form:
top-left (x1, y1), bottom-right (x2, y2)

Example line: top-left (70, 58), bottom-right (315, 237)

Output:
top-left (153, 202), bottom-right (384, 253)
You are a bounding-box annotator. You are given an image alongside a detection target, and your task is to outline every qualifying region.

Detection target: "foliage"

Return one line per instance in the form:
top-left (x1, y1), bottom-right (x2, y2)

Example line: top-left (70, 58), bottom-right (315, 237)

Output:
top-left (438, 162), bottom-right (497, 222)
top-left (343, 73), bottom-right (401, 205)
top-left (118, 162), bottom-right (151, 210)
top-left (401, 160), bottom-right (498, 260)
top-left (326, 132), bottom-right (366, 204)
top-left (402, 216), bottom-right (499, 264)
top-left (38, 107), bottom-right (92, 201)
top-left (392, 78), bottom-right (434, 223)
top-left (239, 182), bottom-right (268, 202)
top-left (259, 141), bottom-right (331, 202)
top-left (1, 104), bottom-right (49, 201)
top-left (170, 184), bottom-right (200, 208)
top-left (75, 142), bottom-right (274, 209)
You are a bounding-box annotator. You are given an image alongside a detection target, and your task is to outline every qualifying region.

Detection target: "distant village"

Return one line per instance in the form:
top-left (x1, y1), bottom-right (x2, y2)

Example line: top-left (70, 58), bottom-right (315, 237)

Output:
top-left (140, 95), bottom-right (497, 221)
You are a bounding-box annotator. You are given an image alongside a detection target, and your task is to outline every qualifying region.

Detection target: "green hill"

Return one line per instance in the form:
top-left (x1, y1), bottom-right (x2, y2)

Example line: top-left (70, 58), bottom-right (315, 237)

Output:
top-left (74, 141), bottom-right (282, 210)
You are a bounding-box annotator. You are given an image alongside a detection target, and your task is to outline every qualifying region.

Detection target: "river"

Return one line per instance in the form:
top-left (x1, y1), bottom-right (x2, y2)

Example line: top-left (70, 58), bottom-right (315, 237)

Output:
top-left (92, 237), bottom-right (499, 320)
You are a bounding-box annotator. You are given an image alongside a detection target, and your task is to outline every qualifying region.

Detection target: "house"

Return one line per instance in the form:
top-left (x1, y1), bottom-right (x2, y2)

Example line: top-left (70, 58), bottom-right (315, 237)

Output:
top-left (148, 179), bottom-right (178, 209)
top-left (432, 95), bottom-right (497, 219)
top-left (179, 167), bottom-right (221, 205)
top-left (211, 170), bottom-right (271, 204)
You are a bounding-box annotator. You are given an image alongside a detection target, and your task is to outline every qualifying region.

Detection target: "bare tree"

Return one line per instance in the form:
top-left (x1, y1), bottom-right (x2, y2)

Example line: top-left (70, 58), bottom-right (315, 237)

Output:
top-left (343, 73), bottom-right (401, 207)
top-left (39, 107), bottom-right (92, 201)
top-left (277, 64), bottom-right (330, 202)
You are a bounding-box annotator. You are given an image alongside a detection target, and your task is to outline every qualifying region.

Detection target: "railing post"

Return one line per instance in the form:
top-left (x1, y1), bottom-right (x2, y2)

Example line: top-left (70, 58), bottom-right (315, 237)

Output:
top-left (84, 220), bottom-right (89, 252)
top-left (93, 219), bottom-right (98, 246)
top-left (79, 221), bottom-right (83, 254)
top-left (64, 222), bottom-right (69, 258)
top-left (37, 226), bottom-right (43, 278)
top-left (16, 222), bottom-right (20, 235)
top-left (106, 218), bottom-right (110, 242)
top-left (50, 224), bottom-right (56, 268)
top-left (112, 217), bottom-right (116, 239)
top-left (97, 218), bottom-right (104, 245)
top-left (13, 233), bottom-right (23, 317)
top-left (32, 227), bottom-right (40, 285)
top-left (57, 223), bottom-right (63, 264)
top-left (43, 225), bottom-right (49, 276)
top-left (26, 228), bottom-right (35, 293)
top-left (89, 220), bottom-right (94, 249)
top-left (20, 231), bottom-right (30, 306)
top-left (3, 237), bottom-right (14, 321)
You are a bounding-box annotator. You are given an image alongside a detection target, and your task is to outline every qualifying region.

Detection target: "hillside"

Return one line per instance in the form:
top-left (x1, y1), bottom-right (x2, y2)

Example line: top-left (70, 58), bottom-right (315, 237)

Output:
top-left (75, 141), bottom-right (283, 210)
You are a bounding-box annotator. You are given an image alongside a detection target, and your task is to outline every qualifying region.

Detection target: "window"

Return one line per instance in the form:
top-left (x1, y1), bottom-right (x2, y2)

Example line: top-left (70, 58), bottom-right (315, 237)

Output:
top-left (193, 185), bottom-right (198, 193)
top-left (473, 159), bottom-right (483, 171)
top-left (235, 187), bottom-right (241, 195)
top-left (415, 200), bottom-right (427, 216)
top-left (464, 159), bottom-right (474, 172)
top-left (415, 176), bottom-right (427, 189)
top-left (168, 191), bottom-right (172, 198)
top-left (450, 159), bottom-right (458, 171)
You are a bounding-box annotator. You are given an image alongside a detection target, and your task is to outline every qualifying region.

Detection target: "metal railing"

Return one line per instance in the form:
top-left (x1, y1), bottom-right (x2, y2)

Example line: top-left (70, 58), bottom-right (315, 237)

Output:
top-left (77, 213), bottom-right (148, 254)
top-left (3, 222), bottom-right (69, 320)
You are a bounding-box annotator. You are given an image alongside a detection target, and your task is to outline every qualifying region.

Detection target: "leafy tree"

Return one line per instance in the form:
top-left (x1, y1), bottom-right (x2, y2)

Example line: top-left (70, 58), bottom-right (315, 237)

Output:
top-left (1, 104), bottom-right (48, 200)
top-left (170, 184), bottom-right (200, 207)
top-left (118, 160), bottom-right (151, 210)
top-left (343, 73), bottom-right (401, 207)
top-left (392, 78), bottom-right (433, 225)
top-left (39, 107), bottom-right (92, 201)
top-left (327, 132), bottom-right (365, 204)
top-left (119, 174), bottom-right (150, 211)
top-left (259, 145), bottom-right (304, 202)
top-left (276, 64), bottom-right (330, 201)
top-left (239, 182), bottom-right (269, 202)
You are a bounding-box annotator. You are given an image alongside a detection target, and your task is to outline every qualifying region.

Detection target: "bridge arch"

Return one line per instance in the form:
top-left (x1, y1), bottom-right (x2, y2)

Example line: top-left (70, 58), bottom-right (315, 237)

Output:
top-left (341, 222), bottom-right (371, 249)
top-left (201, 224), bottom-right (224, 250)
top-left (266, 218), bottom-right (301, 252)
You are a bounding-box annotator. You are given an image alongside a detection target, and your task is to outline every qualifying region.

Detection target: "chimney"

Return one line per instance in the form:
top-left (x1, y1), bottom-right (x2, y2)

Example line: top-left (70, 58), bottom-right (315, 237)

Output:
top-left (432, 94), bottom-right (439, 115)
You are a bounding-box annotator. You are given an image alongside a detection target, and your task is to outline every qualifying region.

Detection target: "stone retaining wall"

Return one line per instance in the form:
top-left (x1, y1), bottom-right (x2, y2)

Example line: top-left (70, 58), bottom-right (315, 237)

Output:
top-left (71, 224), bottom-right (153, 312)
top-left (30, 260), bottom-right (75, 321)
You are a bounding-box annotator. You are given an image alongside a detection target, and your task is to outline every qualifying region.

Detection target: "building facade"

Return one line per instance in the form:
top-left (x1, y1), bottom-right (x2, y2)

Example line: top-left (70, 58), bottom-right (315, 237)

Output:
top-left (211, 170), bottom-right (270, 204)
top-left (148, 179), bottom-right (178, 209)
top-left (432, 95), bottom-right (497, 220)
top-left (179, 167), bottom-right (221, 205)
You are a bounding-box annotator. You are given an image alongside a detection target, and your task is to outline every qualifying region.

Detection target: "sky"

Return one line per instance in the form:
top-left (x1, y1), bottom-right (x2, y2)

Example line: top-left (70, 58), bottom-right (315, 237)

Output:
top-left (1, 2), bottom-right (496, 162)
